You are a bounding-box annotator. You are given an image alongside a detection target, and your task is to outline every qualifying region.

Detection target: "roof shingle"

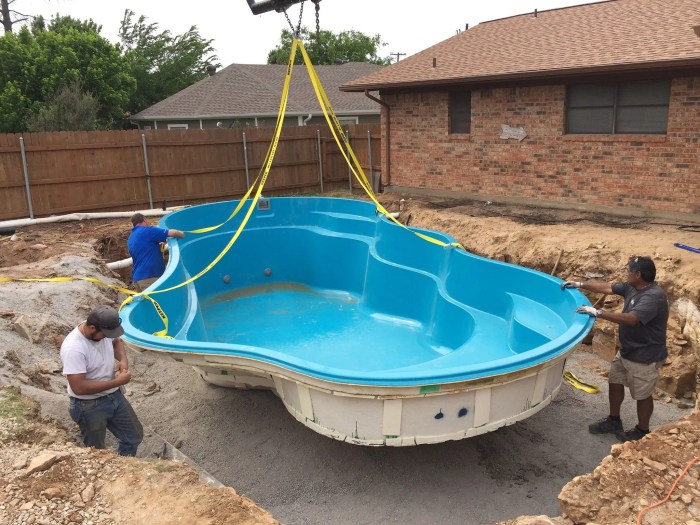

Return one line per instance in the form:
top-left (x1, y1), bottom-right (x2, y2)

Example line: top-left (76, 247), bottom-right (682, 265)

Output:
top-left (133, 62), bottom-right (384, 119)
top-left (341, 0), bottom-right (700, 91)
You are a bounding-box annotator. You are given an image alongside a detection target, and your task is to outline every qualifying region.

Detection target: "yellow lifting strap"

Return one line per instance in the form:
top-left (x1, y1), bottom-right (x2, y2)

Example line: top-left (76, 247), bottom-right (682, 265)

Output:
top-left (563, 370), bottom-right (600, 394)
top-left (117, 40), bottom-right (303, 335)
top-left (296, 39), bottom-right (464, 251)
top-left (2, 38), bottom-right (466, 339)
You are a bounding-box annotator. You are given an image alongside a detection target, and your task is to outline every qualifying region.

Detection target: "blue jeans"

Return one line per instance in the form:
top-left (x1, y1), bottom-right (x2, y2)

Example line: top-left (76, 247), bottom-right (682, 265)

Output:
top-left (69, 389), bottom-right (144, 456)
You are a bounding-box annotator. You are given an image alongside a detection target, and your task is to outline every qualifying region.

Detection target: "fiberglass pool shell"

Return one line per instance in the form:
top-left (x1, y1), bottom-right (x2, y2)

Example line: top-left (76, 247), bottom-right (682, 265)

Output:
top-left (120, 197), bottom-right (594, 387)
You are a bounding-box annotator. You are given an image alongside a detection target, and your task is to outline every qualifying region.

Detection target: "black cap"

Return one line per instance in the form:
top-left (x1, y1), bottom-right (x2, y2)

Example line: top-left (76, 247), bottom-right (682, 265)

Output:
top-left (86, 306), bottom-right (124, 338)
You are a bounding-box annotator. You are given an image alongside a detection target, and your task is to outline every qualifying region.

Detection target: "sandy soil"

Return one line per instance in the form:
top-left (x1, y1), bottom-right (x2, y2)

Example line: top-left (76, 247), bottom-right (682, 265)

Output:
top-left (1, 193), bottom-right (699, 525)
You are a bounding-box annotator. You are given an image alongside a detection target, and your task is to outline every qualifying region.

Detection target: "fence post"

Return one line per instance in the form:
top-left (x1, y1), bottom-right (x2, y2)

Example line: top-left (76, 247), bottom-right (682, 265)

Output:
top-left (346, 129), bottom-right (352, 194)
top-left (367, 130), bottom-right (374, 194)
top-left (316, 129), bottom-right (324, 193)
top-left (141, 134), bottom-right (154, 209)
top-left (242, 132), bottom-right (250, 189)
top-left (19, 136), bottom-right (34, 219)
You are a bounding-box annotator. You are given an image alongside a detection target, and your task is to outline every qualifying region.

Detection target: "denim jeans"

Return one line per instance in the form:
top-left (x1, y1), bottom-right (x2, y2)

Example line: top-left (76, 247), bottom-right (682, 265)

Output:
top-left (69, 389), bottom-right (144, 456)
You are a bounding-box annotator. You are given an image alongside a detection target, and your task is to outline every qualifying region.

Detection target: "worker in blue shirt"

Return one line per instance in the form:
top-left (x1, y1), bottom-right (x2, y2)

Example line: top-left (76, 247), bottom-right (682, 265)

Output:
top-left (128, 213), bottom-right (184, 291)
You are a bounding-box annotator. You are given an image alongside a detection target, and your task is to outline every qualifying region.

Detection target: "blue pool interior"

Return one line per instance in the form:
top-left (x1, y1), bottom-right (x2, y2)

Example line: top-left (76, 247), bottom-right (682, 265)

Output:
top-left (120, 197), bottom-right (594, 386)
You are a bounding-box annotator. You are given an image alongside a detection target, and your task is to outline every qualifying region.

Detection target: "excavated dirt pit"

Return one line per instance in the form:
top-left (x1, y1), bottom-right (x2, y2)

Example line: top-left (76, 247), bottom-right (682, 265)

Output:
top-left (1, 193), bottom-right (699, 525)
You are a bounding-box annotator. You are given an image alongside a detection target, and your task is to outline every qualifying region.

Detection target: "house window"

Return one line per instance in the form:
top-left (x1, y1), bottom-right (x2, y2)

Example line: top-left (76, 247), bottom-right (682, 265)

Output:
top-left (167, 124), bottom-right (189, 130)
top-left (338, 117), bottom-right (359, 127)
top-left (449, 91), bottom-right (471, 134)
top-left (566, 79), bottom-right (670, 134)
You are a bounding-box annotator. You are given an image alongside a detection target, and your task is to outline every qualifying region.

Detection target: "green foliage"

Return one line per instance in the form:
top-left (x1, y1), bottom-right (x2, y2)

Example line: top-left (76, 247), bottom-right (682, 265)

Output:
top-left (0, 18), bottom-right (134, 132)
top-left (119, 9), bottom-right (219, 116)
top-left (26, 79), bottom-right (99, 131)
top-left (0, 10), bottom-right (219, 132)
top-left (267, 27), bottom-right (391, 66)
top-left (46, 14), bottom-right (103, 34)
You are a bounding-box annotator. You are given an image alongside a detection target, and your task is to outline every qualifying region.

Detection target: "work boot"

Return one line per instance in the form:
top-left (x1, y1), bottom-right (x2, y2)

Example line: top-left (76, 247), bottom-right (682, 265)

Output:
top-left (588, 416), bottom-right (623, 435)
top-left (616, 425), bottom-right (650, 442)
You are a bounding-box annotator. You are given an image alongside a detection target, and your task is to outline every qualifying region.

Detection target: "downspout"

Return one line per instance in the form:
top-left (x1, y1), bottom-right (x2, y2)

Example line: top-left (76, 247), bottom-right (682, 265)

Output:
top-left (364, 90), bottom-right (390, 189)
top-left (303, 113), bottom-right (313, 125)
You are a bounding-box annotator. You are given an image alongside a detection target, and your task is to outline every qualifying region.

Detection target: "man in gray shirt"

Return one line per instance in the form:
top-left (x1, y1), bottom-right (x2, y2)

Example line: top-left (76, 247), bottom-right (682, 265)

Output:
top-left (561, 256), bottom-right (669, 442)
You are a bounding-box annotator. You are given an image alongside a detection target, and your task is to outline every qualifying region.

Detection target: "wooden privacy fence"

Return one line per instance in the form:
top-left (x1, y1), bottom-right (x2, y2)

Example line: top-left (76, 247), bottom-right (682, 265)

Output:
top-left (0, 124), bottom-right (381, 221)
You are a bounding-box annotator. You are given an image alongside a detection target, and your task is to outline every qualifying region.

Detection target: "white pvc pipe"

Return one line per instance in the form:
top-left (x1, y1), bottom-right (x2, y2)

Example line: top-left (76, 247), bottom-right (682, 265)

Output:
top-left (0, 208), bottom-right (178, 230)
top-left (107, 257), bottom-right (133, 270)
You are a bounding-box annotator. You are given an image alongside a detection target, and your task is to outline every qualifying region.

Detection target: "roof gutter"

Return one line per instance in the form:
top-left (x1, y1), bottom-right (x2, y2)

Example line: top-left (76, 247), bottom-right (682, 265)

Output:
top-left (363, 90), bottom-right (390, 189)
top-left (341, 59), bottom-right (700, 92)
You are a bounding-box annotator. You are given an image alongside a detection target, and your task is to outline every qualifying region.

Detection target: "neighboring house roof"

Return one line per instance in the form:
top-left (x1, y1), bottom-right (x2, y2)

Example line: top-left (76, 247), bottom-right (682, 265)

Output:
top-left (341, 0), bottom-right (700, 92)
top-left (132, 62), bottom-right (384, 120)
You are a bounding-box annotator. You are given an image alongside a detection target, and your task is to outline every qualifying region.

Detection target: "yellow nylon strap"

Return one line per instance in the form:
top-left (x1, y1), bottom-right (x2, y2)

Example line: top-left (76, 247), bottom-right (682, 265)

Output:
top-left (563, 370), bottom-right (600, 394)
top-left (185, 175), bottom-right (261, 234)
top-left (0, 276), bottom-right (135, 296)
top-left (117, 39), bottom-right (300, 338)
top-left (296, 40), bottom-right (463, 251)
top-left (119, 293), bottom-right (172, 338)
top-left (2, 42), bottom-right (300, 340)
top-left (146, 40), bottom-right (297, 298)
top-left (0, 276), bottom-right (174, 338)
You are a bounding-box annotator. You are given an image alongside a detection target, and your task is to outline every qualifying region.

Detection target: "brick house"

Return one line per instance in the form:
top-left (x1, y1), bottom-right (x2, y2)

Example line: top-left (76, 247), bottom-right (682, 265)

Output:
top-left (131, 62), bottom-right (383, 131)
top-left (341, 0), bottom-right (700, 219)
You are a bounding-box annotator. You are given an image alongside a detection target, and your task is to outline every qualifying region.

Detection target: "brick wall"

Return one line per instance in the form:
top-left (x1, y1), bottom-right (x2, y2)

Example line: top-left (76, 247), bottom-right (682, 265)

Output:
top-left (382, 76), bottom-right (700, 216)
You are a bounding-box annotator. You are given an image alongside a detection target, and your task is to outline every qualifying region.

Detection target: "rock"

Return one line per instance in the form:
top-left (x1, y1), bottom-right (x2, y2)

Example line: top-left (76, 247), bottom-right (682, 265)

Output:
top-left (80, 483), bottom-right (95, 503)
top-left (642, 457), bottom-right (667, 471)
top-left (12, 454), bottom-right (28, 470)
top-left (509, 516), bottom-right (557, 524)
top-left (658, 351), bottom-right (697, 398)
top-left (41, 486), bottom-right (65, 499)
top-left (591, 328), bottom-right (617, 363)
top-left (26, 451), bottom-right (67, 475)
top-left (12, 315), bottom-right (34, 343)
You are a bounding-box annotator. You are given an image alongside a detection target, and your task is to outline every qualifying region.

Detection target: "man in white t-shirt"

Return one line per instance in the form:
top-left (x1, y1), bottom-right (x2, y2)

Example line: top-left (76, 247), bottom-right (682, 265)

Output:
top-left (60, 305), bottom-right (143, 456)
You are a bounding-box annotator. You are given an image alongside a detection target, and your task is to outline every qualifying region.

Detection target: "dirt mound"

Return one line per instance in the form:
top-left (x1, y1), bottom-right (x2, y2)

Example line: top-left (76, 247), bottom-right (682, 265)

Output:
top-left (1, 194), bottom-right (700, 524)
top-left (0, 386), bottom-right (280, 525)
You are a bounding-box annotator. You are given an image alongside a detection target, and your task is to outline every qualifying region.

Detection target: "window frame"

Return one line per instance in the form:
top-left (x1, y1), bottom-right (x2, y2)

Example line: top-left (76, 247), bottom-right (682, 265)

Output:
top-left (448, 91), bottom-right (471, 135)
top-left (565, 79), bottom-right (670, 135)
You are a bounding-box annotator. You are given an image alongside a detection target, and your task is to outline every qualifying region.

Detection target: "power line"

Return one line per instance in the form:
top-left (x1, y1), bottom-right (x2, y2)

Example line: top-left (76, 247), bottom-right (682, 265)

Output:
top-left (390, 52), bottom-right (406, 63)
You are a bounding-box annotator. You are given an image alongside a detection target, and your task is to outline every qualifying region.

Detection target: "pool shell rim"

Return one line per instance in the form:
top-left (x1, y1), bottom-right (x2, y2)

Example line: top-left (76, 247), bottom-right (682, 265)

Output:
top-left (120, 196), bottom-right (594, 388)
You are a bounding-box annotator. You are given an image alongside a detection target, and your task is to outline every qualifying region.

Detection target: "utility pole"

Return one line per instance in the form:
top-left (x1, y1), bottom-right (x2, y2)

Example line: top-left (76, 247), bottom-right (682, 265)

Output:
top-left (390, 52), bottom-right (406, 63)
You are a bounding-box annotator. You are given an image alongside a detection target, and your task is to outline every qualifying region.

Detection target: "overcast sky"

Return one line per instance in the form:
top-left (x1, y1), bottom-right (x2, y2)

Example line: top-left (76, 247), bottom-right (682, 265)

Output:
top-left (23, 0), bottom-right (601, 65)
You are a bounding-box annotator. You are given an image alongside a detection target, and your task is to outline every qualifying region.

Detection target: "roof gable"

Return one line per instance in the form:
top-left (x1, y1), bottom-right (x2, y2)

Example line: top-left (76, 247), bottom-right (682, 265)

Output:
top-left (133, 62), bottom-right (384, 120)
top-left (342, 0), bottom-right (700, 91)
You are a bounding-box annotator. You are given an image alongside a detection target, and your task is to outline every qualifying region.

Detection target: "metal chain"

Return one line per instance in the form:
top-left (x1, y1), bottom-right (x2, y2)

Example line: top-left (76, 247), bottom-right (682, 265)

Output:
top-left (283, 1), bottom-right (305, 38)
top-left (314, 1), bottom-right (320, 40)
top-left (296, 1), bottom-right (304, 36)
top-left (283, 10), bottom-right (295, 34)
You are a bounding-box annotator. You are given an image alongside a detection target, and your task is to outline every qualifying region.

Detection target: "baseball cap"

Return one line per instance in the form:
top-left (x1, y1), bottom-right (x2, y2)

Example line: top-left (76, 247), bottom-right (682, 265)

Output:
top-left (86, 306), bottom-right (124, 338)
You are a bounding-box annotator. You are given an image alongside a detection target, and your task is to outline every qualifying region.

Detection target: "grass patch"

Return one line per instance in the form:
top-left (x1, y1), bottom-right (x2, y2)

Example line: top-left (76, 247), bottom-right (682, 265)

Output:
top-left (0, 386), bottom-right (38, 421)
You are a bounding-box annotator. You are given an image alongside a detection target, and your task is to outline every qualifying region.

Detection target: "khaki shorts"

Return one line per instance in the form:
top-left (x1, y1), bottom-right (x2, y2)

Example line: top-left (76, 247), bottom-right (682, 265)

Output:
top-left (609, 353), bottom-right (664, 400)
top-left (134, 277), bottom-right (158, 292)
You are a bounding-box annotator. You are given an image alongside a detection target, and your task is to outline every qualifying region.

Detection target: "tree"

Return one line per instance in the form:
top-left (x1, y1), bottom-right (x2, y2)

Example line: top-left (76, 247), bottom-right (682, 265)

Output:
top-left (0, 16), bottom-right (134, 132)
top-left (119, 9), bottom-right (219, 116)
top-left (26, 79), bottom-right (99, 131)
top-left (267, 27), bottom-right (391, 66)
top-left (1, 0), bottom-right (29, 33)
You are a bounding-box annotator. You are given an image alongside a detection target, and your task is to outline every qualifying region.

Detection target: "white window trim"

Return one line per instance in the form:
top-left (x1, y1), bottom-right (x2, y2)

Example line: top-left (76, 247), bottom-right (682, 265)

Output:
top-left (167, 124), bottom-right (189, 130)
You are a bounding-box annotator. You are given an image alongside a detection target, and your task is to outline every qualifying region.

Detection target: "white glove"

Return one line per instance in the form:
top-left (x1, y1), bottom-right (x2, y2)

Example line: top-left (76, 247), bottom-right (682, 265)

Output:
top-left (576, 305), bottom-right (600, 317)
top-left (561, 281), bottom-right (582, 290)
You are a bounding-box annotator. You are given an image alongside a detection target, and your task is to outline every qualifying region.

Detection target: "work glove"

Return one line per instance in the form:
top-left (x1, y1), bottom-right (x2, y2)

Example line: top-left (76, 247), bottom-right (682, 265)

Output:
top-left (560, 281), bottom-right (582, 290)
top-left (576, 305), bottom-right (600, 317)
